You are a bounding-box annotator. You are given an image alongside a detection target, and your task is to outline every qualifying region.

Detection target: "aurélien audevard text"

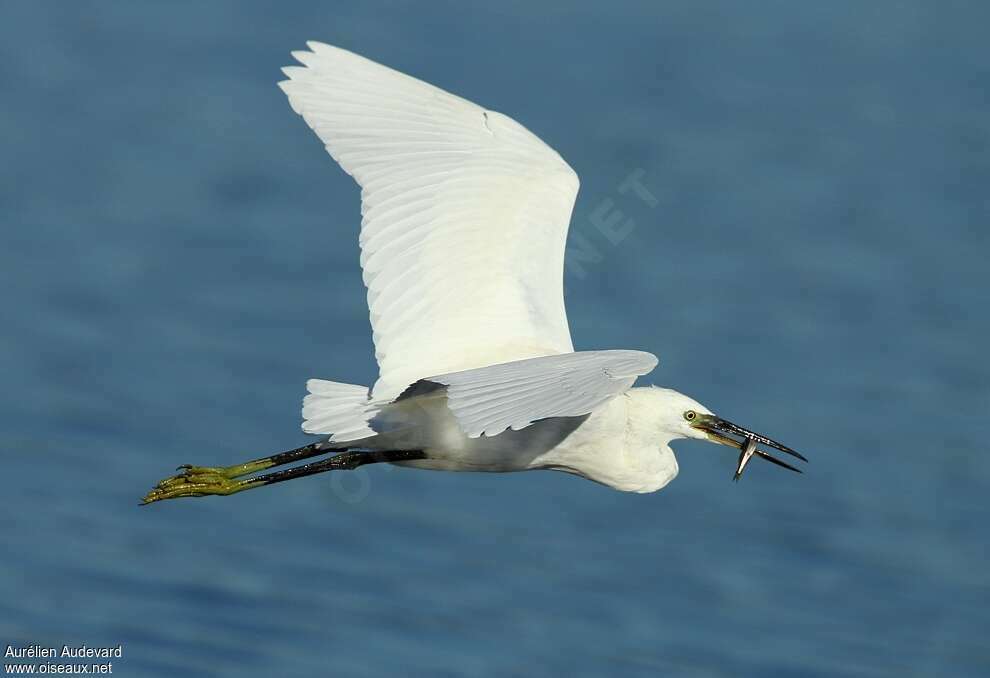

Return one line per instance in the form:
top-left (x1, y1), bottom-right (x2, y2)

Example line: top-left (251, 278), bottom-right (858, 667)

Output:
top-left (5, 645), bottom-right (123, 659)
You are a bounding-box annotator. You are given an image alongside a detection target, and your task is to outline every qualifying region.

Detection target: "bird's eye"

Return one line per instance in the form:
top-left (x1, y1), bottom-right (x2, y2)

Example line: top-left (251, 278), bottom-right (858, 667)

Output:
top-left (684, 410), bottom-right (697, 421)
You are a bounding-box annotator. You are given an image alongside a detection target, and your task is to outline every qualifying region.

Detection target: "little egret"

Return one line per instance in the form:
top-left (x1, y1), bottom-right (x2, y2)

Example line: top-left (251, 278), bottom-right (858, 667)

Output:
top-left (142, 42), bottom-right (806, 504)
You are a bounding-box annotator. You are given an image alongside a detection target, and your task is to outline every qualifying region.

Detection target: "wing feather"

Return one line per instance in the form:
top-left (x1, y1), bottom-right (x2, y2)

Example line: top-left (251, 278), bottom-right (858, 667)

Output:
top-left (406, 350), bottom-right (658, 438)
top-left (280, 43), bottom-right (579, 400)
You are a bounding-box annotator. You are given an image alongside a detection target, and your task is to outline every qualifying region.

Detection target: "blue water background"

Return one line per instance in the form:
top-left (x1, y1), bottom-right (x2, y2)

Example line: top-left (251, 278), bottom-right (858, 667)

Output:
top-left (2, 2), bottom-right (988, 676)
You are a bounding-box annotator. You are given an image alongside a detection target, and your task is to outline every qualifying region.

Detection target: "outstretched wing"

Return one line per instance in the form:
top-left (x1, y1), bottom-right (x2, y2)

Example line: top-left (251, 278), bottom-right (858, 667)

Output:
top-left (280, 43), bottom-right (580, 401)
top-left (400, 350), bottom-right (659, 438)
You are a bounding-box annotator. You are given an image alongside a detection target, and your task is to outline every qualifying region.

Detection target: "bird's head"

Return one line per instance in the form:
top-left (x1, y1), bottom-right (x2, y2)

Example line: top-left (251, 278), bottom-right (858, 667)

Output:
top-left (638, 387), bottom-right (807, 480)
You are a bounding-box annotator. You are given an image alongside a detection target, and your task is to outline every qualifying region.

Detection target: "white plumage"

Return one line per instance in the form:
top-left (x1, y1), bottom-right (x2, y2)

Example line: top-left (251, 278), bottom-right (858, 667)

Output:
top-left (141, 42), bottom-right (806, 505)
top-left (272, 43), bottom-right (803, 493)
top-left (417, 350), bottom-right (658, 438)
top-left (273, 42), bottom-right (690, 492)
top-left (280, 42), bottom-right (579, 402)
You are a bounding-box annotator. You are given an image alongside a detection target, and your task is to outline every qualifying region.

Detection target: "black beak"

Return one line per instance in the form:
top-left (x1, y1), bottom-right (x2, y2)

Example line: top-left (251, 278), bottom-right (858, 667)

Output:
top-left (691, 414), bottom-right (807, 480)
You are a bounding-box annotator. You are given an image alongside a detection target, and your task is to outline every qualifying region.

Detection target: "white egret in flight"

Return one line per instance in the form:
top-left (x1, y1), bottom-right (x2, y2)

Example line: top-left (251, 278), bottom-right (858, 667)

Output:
top-left (143, 42), bottom-right (805, 504)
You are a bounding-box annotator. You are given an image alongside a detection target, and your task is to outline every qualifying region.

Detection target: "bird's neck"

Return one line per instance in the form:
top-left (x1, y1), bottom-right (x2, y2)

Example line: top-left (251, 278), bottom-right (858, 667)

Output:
top-left (625, 386), bottom-right (687, 448)
top-left (614, 387), bottom-right (682, 492)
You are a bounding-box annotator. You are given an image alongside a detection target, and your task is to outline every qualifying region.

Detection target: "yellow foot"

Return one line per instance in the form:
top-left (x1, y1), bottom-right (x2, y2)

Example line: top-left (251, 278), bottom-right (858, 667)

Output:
top-left (140, 466), bottom-right (262, 504)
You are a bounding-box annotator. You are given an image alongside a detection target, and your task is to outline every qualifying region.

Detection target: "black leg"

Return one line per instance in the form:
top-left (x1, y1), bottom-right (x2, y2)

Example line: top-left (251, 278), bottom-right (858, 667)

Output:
top-left (167, 441), bottom-right (340, 486)
top-left (143, 440), bottom-right (345, 504)
top-left (246, 449), bottom-right (427, 488)
top-left (141, 448), bottom-right (426, 504)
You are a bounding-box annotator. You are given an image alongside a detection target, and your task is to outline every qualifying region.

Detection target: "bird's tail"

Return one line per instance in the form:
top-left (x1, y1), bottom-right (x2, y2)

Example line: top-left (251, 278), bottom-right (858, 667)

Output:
top-left (301, 379), bottom-right (379, 443)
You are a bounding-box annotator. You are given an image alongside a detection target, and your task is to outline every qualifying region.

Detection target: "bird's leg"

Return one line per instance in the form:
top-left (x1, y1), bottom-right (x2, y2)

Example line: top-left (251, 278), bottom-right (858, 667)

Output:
top-left (141, 441), bottom-right (338, 504)
top-left (141, 448), bottom-right (426, 504)
top-left (171, 442), bottom-right (334, 481)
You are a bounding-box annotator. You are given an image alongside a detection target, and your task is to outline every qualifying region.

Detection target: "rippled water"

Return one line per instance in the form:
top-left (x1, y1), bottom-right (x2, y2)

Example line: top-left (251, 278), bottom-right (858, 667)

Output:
top-left (2, 2), bottom-right (988, 676)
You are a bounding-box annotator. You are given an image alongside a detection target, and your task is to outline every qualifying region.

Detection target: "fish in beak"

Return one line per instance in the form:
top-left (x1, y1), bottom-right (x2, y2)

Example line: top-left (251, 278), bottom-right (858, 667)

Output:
top-left (689, 413), bottom-right (808, 480)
